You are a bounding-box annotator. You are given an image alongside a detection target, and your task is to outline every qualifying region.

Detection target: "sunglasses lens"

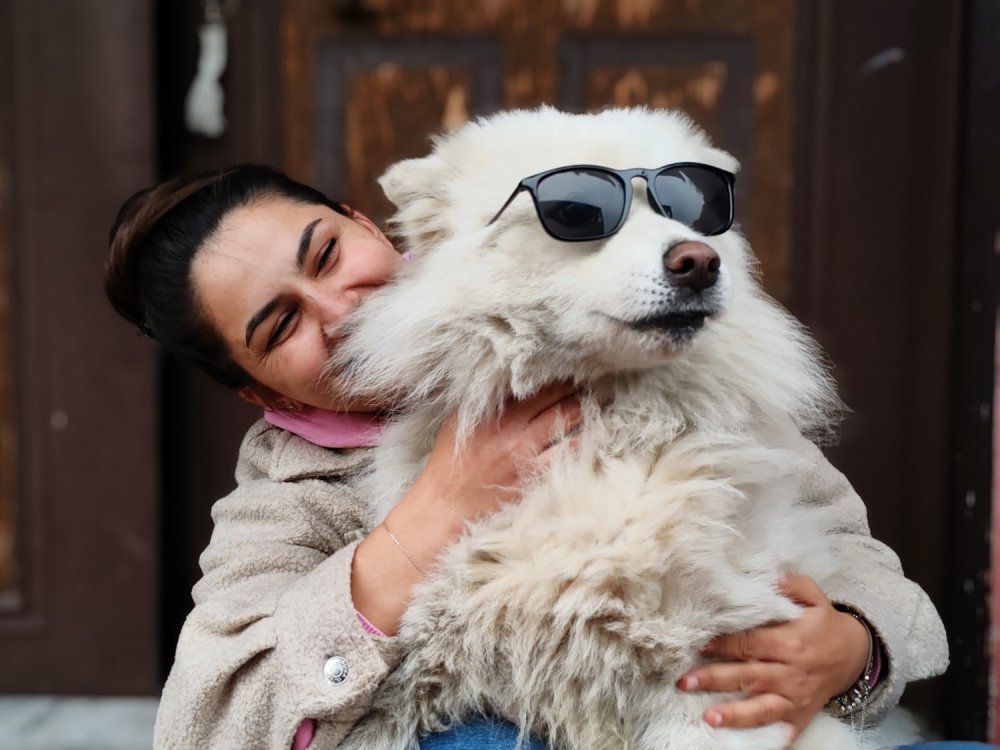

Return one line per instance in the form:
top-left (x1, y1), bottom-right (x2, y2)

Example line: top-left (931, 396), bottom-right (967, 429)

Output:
top-left (535, 169), bottom-right (626, 240)
top-left (652, 166), bottom-right (732, 236)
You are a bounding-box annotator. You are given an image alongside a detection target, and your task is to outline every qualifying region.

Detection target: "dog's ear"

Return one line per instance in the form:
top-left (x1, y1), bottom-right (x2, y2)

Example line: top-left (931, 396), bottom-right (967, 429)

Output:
top-left (706, 146), bottom-right (740, 175)
top-left (653, 108), bottom-right (741, 174)
top-left (378, 156), bottom-right (437, 207)
top-left (378, 155), bottom-right (453, 256)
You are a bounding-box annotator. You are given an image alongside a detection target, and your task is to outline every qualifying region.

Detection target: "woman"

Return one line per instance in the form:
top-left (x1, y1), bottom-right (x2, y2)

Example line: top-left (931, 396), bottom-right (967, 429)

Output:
top-left (106, 164), bottom-right (967, 749)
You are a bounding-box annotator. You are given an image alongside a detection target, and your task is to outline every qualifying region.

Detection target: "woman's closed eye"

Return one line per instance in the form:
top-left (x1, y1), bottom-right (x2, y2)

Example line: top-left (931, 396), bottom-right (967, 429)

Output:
top-left (265, 308), bottom-right (299, 351)
top-left (316, 236), bottom-right (338, 275)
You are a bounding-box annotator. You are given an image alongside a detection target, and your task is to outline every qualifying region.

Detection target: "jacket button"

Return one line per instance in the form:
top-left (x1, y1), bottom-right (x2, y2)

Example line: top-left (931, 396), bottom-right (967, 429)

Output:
top-left (324, 656), bottom-right (350, 685)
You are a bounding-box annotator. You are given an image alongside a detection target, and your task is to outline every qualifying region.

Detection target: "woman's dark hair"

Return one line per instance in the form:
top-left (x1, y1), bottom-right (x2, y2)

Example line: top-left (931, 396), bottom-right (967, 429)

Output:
top-left (106, 164), bottom-right (350, 390)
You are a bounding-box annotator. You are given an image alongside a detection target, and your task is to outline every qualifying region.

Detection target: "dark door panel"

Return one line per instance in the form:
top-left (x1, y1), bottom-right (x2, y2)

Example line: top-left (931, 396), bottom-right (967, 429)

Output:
top-left (0, 0), bottom-right (159, 694)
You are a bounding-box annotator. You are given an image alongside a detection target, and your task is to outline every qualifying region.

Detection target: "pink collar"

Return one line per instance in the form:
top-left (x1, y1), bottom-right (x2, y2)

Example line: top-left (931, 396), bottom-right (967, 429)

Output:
top-left (264, 406), bottom-right (383, 448)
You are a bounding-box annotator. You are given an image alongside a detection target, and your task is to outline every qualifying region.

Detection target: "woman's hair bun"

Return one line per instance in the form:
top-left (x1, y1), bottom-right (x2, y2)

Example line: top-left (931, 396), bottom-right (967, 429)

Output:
top-left (106, 185), bottom-right (157, 333)
top-left (105, 173), bottom-right (221, 336)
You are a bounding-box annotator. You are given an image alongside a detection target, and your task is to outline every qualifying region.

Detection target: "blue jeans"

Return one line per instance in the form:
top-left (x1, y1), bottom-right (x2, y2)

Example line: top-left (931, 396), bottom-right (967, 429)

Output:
top-left (419, 720), bottom-right (997, 750)
top-left (418, 717), bottom-right (545, 749)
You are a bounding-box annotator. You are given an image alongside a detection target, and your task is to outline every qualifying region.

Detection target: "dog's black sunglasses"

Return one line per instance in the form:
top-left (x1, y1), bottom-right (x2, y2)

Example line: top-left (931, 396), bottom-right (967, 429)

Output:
top-left (487, 162), bottom-right (735, 242)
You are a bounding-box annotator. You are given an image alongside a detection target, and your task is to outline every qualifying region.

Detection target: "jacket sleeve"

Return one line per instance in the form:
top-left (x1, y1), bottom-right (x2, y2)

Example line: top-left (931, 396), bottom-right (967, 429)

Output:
top-left (153, 422), bottom-right (399, 750)
top-left (786, 431), bottom-right (949, 723)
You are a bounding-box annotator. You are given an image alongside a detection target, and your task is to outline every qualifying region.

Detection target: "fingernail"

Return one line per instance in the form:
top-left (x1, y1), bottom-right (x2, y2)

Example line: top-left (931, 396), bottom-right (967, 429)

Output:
top-left (779, 722), bottom-right (794, 742)
top-left (704, 710), bottom-right (723, 727)
top-left (678, 675), bottom-right (699, 691)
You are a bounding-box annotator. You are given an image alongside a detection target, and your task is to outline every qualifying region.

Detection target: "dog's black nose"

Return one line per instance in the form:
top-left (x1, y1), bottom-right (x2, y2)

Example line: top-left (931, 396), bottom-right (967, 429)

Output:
top-left (663, 242), bottom-right (720, 293)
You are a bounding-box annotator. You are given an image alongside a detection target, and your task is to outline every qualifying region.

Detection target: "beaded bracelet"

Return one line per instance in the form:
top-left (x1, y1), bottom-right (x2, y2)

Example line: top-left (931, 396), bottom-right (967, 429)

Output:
top-left (825, 604), bottom-right (883, 718)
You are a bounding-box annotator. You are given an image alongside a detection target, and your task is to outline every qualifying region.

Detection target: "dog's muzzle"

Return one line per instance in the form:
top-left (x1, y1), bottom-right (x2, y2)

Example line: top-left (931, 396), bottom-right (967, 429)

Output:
top-left (623, 241), bottom-right (724, 337)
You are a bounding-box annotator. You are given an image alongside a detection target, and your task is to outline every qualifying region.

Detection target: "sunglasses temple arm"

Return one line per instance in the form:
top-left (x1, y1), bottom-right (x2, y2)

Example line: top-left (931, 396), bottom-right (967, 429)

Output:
top-left (486, 186), bottom-right (525, 226)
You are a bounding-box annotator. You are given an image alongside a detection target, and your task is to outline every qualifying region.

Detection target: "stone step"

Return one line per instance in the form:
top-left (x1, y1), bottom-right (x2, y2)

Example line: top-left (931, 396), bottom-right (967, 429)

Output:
top-left (0, 696), bottom-right (157, 750)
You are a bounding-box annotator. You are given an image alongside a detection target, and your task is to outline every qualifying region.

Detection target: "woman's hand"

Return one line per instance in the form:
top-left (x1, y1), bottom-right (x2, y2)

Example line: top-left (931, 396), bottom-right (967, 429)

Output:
top-left (353, 383), bottom-right (582, 634)
top-left (412, 381), bottom-right (583, 530)
top-left (676, 573), bottom-right (871, 743)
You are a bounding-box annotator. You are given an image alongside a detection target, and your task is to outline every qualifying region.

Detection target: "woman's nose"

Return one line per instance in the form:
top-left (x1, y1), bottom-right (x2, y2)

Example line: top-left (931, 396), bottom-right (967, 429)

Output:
top-left (311, 288), bottom-right (360, 327)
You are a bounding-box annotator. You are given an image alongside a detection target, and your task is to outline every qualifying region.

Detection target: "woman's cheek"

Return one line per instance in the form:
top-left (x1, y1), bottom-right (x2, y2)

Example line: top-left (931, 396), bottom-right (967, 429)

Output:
top-left (298, 333), bottom-right (333, 389)
top-left (267, 340), bottom-right (308, 398)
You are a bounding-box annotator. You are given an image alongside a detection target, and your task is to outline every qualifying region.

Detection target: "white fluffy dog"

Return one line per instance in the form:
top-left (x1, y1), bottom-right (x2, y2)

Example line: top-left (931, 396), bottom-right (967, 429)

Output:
top-left (332, 107), bottom-right (902, 750)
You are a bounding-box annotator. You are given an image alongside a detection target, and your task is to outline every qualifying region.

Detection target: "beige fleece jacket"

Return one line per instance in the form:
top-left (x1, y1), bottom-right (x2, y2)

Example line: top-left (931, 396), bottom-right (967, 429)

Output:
top-left (152, 419), bottom-right (948, 750)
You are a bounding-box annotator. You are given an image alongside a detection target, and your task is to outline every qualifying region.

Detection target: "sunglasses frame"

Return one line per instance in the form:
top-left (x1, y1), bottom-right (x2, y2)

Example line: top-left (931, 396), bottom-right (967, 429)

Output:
top-left (487, 162), bottom-right (736, 242)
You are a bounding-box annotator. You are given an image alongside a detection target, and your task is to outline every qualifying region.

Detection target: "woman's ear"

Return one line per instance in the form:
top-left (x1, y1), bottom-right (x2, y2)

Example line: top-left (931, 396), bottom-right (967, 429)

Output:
top-left (347, 207), bottom-right (393, 246)
top-left (237, 386), bottom-right (269, 408)
top-left (238, 385), bottom-right (302, 412)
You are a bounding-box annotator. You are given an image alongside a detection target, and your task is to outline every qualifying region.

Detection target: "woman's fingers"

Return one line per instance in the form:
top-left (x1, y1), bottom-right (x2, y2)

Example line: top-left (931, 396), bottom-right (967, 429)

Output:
top-left (678, 661), bottom-right (808, 703)
top-left (421, 383), bottom-right (584, 515)
top-left (702, 692), bottom-right (797, 732)
top-left (679, 660), bottom-right (815, 737)
top-left (680, 660), bottom-right (815, 740)
top-left (521, 381), bottom-right (580, 424)
top-left (499, 383), bottom-right (584, 456)
top-left (777, 573), bottom-right (827, 607)
top-left (536, 395), bottom-right (584, 446)
top-left (702, 622), bottom-right (798, 662)
top-left (679, 576), bottom-right (865, 739)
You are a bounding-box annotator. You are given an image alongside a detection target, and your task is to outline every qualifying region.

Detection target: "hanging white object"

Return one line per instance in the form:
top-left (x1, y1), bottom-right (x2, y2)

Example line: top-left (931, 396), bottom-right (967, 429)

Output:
top-left (184, 17), bottom-right (228, 138)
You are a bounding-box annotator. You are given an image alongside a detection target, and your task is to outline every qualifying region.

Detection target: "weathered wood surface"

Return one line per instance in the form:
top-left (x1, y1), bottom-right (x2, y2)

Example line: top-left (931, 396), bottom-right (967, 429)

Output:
top-left (284, 0), bottom-right (796, 299)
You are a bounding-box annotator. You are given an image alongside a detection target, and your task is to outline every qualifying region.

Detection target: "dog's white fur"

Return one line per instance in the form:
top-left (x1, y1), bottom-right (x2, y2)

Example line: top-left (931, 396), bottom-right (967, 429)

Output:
top-left (331, 107), bottom-right (907, 750)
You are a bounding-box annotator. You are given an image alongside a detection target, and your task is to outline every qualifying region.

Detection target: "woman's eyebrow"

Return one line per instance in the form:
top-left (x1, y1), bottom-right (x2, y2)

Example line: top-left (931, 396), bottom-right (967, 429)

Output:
top-left (296, 217), bottom-right (323, 270)
top-left (245, 216), bottom-right (323, 348)
top-left (245, 298), bottom-right (280, 348)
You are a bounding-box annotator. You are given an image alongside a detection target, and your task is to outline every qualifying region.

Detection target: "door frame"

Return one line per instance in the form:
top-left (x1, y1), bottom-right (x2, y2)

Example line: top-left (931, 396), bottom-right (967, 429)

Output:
top-left (950, 0), bottom-right (999, 741)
